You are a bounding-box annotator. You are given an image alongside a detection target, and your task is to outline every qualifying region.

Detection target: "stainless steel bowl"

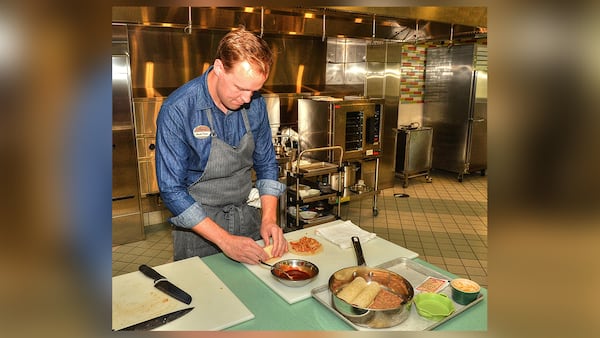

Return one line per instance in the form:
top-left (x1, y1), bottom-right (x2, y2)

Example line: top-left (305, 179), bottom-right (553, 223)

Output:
top-left (270, 259), bottom-right (319, 287)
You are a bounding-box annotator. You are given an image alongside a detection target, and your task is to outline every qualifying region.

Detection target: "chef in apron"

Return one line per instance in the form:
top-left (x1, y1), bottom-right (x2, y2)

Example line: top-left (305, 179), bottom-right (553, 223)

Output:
top-left (155, 28), bottom-right (287, 264)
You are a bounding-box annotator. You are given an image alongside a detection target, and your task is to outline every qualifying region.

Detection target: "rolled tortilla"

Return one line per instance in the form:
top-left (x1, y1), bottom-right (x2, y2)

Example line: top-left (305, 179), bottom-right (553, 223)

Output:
top-left (350, 281), bottom-right (381, 308)
top-left (336, 276), bottom-right (368, 303)
top-left (333, 268), bottom-right (356, 281)
top-left (263, 244), bottom-right (284, 264)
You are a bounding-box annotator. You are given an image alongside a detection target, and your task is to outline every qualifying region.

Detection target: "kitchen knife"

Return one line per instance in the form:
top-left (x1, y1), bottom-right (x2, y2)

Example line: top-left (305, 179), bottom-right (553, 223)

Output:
top-left (117, 307), bottom-right (194, 331)
top-left (139, 264), bottom-right (193, 305)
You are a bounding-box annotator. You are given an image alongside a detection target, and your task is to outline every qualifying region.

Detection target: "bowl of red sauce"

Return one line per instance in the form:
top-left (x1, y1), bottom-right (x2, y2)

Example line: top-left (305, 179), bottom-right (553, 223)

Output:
top-left (270, 259), bottom-right (319, 287)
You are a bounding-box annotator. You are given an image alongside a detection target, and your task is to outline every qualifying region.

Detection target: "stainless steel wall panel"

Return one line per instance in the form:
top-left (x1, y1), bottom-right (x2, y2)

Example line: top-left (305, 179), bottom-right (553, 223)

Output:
top-left (327, 38), bottom-right (346, 63)
top-left (113, 24), bottom-right (145, 245)
top-left (378, 57), bottom-right (401, 189)
top-left (344, 39), bottom-right (367, 63)
top-left (128, 27), bottom-right (222, 97)
top-left (127, 26), bottom-right (327, 97)
top-left (344, 62), bottom-right (366, 84)
top-left (113, 7), bottom-right (484, 43)
top-left (386, 43), bottom-right (403, 63)
top-left (366, 43), bottom-right (386, 62)
top-left (365, 44), bottom-right (385, 97)
top-left (326, 63), bottom-right (344, 85)
top-left (112, 55), bottom-right (135, 127)
top-left (366, 42), bottom-right (400, 189)
top-left (297, 99), bottom-right (330, 161)
top-left (267, 35), bottom-right (327, 89)
top-left (326, 38), bottom-right (367, 86)
top-left (365, 61), bottom-right (385, 97)
top-left (384, 63), bottom-right (401, 100)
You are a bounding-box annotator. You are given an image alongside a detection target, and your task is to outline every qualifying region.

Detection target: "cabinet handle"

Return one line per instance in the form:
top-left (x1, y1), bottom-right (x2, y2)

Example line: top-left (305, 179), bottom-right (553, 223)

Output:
top-left (112, 195), bottom-right (135, 201)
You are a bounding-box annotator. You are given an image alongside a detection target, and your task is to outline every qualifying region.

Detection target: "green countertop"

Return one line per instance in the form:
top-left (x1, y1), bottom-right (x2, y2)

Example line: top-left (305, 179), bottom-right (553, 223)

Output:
top-left (202, 254), bottom-right (487, 331)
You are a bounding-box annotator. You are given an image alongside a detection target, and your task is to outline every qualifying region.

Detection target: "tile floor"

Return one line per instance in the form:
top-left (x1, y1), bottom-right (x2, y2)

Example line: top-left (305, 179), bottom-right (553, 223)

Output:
top-left (112, 170), bottom-right (488, 288)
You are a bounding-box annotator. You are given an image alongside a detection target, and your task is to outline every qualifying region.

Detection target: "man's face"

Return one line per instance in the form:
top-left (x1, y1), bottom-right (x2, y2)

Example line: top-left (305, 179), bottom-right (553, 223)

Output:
top-left (214, 59), bottom-right (267, 111)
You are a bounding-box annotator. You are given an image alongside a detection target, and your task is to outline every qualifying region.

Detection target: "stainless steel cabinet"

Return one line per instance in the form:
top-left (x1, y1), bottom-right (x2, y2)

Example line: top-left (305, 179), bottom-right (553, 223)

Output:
top-left (133, 98), bottom-right (164, 196)
top-left (394, 127), bottom-right (433, 188)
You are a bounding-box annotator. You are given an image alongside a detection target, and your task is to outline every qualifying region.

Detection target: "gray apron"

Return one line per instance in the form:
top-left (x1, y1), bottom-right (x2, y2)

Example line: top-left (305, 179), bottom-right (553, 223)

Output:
top-left (173, 108), bottom-right (261, 260)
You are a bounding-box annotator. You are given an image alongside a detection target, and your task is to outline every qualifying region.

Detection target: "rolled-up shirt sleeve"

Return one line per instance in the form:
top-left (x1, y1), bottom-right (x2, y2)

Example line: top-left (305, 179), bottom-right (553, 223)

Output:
top-left (255, 178), bottom-right (286, 197)
top-left (169, 202), bottom-right (207, 229)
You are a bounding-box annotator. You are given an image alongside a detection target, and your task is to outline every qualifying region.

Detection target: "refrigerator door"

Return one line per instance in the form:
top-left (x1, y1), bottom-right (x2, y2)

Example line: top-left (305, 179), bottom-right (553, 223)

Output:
top-left (467, 70), bottom-right (487, 173)
top-left (424, 44), bottom-right (474, 174)
top-left (424, 44), bottom-right (487, 180)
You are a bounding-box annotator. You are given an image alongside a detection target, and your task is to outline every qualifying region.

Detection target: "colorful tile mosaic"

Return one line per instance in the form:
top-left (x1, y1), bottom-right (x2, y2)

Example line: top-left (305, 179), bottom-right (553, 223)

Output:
top-left (400, 44), bottom-right (429, 103)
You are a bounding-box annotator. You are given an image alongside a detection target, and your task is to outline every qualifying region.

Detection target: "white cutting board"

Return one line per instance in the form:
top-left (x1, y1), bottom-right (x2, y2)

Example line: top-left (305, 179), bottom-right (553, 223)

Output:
top-left (244, 220), bottom-right (419, 304)
top-left (112, 256), bottom-right (254, 331)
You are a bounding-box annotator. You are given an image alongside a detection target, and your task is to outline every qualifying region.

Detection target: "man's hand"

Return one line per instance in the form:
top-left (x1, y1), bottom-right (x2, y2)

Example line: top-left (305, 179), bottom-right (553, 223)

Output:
top-left (192, 218), bottom-right (269, 265)
top-left (258, 195), bottom-right (288, 258)
top-left (218, 234), bottom-right (271, 265)
top-left (260, 221), bottom-right (288, 258)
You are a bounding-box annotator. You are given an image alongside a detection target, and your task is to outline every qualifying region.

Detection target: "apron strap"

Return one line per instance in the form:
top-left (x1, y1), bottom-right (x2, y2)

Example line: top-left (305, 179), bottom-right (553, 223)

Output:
top-left (205, 108), bottom-right (217, 137)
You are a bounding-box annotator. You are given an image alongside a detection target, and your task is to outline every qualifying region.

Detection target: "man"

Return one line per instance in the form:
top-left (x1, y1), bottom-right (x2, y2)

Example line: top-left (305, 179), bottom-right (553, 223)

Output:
top-left (155, 28), bottom-right (287, 264)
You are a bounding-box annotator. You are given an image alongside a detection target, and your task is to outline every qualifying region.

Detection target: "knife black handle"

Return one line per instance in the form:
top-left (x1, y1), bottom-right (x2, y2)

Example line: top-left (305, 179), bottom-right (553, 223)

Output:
top-left (139, 264), bottom-right (166, 282)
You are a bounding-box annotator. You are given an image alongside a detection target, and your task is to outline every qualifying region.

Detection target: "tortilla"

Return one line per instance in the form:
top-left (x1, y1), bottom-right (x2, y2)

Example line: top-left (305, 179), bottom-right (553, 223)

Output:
top-left (333, 268), bottom-right (357, 281)
top-left (263, 244), bottom-right (283, 264)
top-left (336, 276), bottom-right (368, 303)
top-left (351, 281), bottom-right (381, 308)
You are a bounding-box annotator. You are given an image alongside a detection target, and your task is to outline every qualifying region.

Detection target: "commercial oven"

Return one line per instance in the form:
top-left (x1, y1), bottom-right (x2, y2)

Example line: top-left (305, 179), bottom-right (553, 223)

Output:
top-left (297, 98), bottom-right (384, 163)
top-left (297, 98), bottom-right (384, 215)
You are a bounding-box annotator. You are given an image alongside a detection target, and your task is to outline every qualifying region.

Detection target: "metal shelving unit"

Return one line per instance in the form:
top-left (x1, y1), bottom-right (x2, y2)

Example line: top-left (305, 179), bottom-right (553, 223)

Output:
top-left (340, 156), bottom-right (381, 216)
top-left (285, 146), bottom-right (343, 231)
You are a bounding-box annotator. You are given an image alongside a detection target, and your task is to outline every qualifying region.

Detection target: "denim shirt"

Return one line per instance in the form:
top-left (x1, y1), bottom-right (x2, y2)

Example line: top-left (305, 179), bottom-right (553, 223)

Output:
top-left (155, 66), bottom-right (285, 229)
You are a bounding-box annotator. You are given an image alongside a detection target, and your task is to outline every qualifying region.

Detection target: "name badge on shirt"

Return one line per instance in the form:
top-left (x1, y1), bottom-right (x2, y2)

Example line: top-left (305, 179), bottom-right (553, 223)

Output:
top-left (193, 125), bottom-right (211, 139)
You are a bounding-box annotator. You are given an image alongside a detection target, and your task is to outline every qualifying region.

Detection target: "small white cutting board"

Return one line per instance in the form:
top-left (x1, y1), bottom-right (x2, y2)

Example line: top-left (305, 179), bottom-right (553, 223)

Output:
top-left (112, 256), bottom-right (254, 331)
top-left (244, 220), bottom-right (419, 304)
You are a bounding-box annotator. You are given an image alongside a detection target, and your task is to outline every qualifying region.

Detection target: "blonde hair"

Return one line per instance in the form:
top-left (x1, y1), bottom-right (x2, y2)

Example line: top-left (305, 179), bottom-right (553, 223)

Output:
top-left (215, 26), bottom-right (273, 76)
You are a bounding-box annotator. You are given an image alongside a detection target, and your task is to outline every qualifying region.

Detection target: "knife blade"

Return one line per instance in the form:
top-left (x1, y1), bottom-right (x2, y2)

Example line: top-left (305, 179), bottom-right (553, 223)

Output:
top-left (117, 307), bottom-right (194, 331)
top-left (139, 264), bottom-right (192, 305)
